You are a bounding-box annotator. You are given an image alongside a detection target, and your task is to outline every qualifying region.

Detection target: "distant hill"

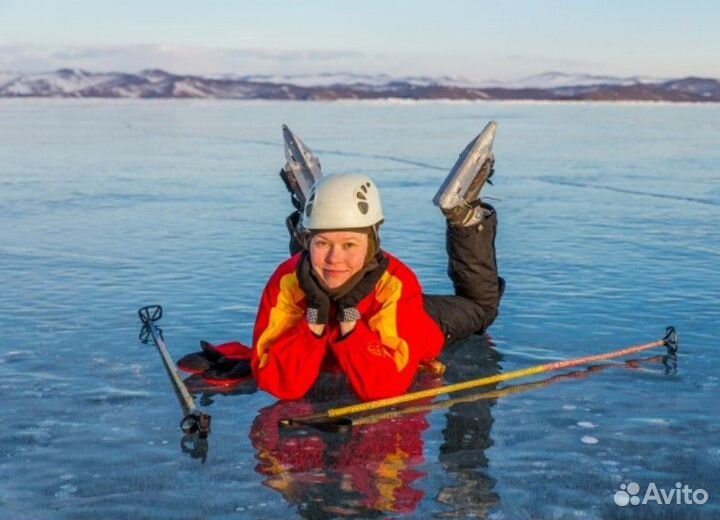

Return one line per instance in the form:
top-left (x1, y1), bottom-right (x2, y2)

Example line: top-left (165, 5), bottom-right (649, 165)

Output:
top-left (1, 69), bottom-right (718, 102)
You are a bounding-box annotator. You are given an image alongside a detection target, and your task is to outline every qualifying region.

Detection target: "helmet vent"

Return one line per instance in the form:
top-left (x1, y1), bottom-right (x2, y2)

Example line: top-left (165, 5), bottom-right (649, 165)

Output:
top-left (356, 187), bottom-right (369, 214)
top-left (302, 174), bottom-right (382, 229)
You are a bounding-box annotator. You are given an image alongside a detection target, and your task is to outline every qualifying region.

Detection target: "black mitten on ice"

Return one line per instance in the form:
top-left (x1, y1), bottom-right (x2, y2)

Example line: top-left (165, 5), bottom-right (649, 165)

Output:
top-left (177, 340), bottom-right (252, 383)
top-left (202, 357), bottom-right (251, 382)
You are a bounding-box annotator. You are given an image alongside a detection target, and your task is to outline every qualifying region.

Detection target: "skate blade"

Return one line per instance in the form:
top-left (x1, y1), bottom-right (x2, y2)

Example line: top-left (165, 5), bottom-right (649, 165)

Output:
top-left (433, 121), bottom-right (497, 210)
top-left (282, 125), bottom-right (323, 202)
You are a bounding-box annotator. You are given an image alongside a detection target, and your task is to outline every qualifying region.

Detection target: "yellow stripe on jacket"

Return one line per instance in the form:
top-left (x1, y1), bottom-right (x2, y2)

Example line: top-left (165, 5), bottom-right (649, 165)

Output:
top-left (368, 271), bottom-right (411, 372)
top-left (255, 272), bottom-right (305, 369)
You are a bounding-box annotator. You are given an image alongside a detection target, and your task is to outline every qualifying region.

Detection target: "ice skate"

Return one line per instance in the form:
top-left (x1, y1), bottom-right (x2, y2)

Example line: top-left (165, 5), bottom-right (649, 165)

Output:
top-left (433, 121), bottom-right (497, 227)
top-left (280, 124), bottom-right (323, 210)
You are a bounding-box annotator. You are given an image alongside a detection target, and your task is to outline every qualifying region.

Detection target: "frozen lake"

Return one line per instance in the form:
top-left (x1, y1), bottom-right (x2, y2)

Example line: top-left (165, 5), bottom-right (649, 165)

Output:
top-left (1, 99), bottom-right (718, 519)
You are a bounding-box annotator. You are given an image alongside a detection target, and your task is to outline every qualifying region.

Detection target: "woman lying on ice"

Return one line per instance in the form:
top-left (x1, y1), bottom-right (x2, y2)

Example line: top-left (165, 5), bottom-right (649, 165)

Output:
top-left (250, 124), bottom-right (505, 401)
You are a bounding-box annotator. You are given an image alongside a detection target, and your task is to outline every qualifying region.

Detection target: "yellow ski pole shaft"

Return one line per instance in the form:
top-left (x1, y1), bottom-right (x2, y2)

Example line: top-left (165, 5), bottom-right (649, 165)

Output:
top-left (349, 354), bottom-right (666, 427)
top-left (279, 326), bottom-right (677, 430)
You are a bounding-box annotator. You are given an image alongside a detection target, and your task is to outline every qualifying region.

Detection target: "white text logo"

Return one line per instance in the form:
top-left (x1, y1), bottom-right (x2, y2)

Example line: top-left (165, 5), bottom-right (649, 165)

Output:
top-left (614, 482), bottom-right (709, 507)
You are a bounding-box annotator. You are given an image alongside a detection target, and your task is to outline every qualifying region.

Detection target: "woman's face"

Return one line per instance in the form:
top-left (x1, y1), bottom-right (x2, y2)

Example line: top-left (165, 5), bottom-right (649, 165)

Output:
top-left (309, 231), bottom-right (369, 289)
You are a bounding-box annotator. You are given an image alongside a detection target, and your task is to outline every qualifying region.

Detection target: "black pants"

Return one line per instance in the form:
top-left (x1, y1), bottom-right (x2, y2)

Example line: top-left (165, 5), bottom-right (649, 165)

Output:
top-left (286, 205), bottom-right (503, 346)
top-left (423, 205), bottom-right (503, 345)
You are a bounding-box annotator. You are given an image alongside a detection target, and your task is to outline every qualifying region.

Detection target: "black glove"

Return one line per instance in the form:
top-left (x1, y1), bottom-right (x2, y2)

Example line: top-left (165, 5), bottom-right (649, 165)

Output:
top-left (202, 357), bottom-right (251, 382)
top-left (334, 255), bottom-right (389, 322)
top-left (296, 253), bottom-right (331, 325)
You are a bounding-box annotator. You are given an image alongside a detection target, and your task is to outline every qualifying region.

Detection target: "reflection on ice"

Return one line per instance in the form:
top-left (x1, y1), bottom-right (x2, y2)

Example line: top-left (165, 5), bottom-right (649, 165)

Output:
top-left (0, 100), bottom-right (717, 518)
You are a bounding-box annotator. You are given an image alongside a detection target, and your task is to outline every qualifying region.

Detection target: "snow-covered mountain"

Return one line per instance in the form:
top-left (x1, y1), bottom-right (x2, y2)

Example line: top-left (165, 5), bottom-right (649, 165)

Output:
top-left (217, 72), bottom-right (477, 88)
top-left (492, 71), bottom-right (668, 89)
top-left (663, 77), bottom-right (720, 98)
top-left (0, 69), bottom-right (491, 99)
top-left (0, 69), bottom-right (131, 96)
top-left (1, 69), bottom-right (718, 102)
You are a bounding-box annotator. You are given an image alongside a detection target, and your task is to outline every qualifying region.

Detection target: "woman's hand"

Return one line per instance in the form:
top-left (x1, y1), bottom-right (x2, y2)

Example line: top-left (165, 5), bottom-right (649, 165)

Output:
top-left (339, 320), bottom-right (357, 337)
top-left (308, 323), bottom-right (326, 337)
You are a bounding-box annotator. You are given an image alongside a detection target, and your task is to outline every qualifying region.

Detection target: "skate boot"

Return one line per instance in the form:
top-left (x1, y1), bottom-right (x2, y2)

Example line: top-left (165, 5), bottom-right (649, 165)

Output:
top-left (433, 121), bottom-right (497, 227)
top-left (279, 124), bottom-right (323, 210)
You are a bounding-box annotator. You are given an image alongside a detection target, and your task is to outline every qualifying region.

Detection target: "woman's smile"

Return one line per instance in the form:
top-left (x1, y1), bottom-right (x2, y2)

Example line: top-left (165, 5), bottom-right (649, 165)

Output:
top-left (309, 231), bottom-right (369, 289)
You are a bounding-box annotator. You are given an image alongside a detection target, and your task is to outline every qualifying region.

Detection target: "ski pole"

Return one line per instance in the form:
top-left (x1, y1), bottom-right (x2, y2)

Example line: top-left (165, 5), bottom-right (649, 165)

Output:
top-left (138, 305), bottom-right (211, 438)
top-left (350, 354), bottom-right (666, 428)
top-left (279, 326), bottom-right (678, 430)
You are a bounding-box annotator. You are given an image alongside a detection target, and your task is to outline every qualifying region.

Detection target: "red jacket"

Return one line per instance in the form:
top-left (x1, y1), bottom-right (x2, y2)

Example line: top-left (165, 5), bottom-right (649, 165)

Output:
top-left (251, 252), bottom-right (445, 400)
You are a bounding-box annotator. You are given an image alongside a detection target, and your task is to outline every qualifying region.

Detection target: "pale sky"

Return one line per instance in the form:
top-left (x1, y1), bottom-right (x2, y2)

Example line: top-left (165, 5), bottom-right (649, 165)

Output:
top-left (1, 0), bottom-right (718, 82)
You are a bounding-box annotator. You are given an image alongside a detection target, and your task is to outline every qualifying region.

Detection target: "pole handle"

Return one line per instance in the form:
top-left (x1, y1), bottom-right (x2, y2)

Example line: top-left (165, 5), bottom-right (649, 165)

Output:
top-left (663, 326), bottom-right (679, 354)
top-left (138, 305), bottom-right (163, 325)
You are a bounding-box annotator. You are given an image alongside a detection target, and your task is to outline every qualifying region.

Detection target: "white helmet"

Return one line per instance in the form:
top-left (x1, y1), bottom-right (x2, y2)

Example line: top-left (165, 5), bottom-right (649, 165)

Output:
top-left (302, 174), bottom-right (384, 231)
